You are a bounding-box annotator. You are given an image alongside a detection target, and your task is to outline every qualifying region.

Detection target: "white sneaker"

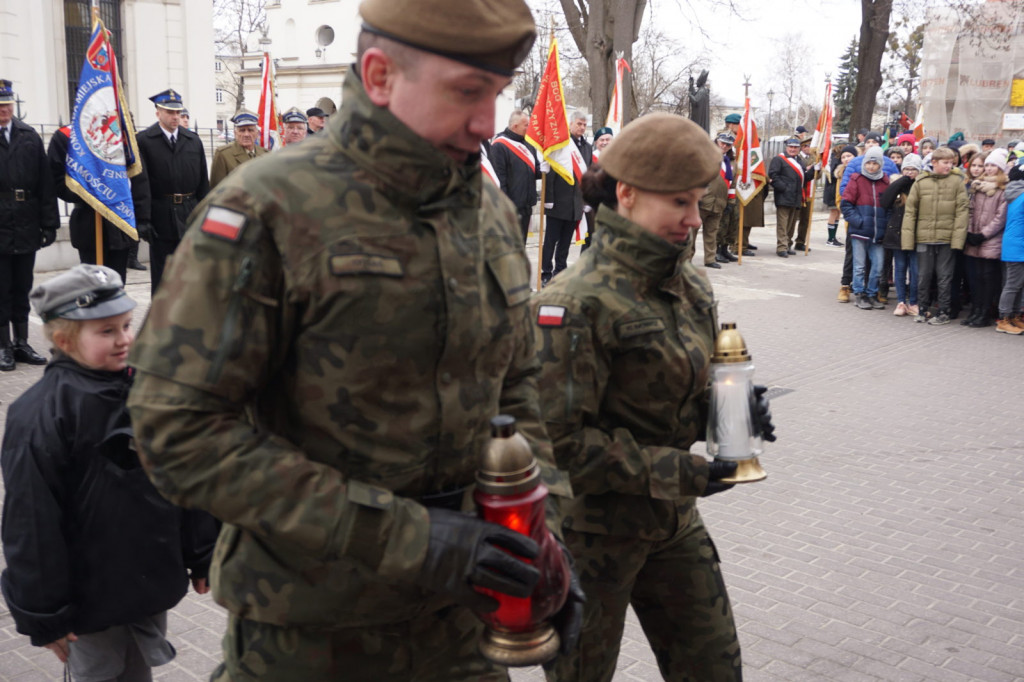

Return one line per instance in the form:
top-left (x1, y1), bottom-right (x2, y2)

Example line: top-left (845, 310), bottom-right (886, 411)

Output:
top-left (906, 304), bottom-right (920, 316)
top-left (893, 302), bottom-right (908, 316)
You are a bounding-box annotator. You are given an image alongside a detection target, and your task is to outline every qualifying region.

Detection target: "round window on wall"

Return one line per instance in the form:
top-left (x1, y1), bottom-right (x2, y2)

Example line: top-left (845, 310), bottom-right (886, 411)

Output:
top-left (316, 25), bottom-right (335, 49)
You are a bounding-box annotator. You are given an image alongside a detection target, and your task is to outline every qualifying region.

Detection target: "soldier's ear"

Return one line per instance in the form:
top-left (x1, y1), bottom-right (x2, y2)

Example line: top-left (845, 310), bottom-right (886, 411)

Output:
top-left (616, 181), bottom-right (636, 210)
top-left (361, 48), bottom-right (396, 107)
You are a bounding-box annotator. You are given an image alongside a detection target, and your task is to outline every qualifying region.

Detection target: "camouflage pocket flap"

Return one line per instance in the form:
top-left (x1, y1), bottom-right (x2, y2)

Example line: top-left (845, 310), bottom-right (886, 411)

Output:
top-left (330, 253), bottom-right (404, 277)
top-left (487, 251), bottom-right (531, 307)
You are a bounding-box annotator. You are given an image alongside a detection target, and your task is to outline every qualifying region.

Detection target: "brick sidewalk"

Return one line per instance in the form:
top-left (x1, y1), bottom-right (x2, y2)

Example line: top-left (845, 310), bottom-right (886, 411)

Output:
top-left (2, 214), bottom-right (1023, 681)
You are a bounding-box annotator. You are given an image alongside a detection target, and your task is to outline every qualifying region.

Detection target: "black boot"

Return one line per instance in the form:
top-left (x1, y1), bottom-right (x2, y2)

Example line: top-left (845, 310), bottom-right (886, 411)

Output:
top-left (722, 244), bottom-right (738, 262)
top-left (127, 254), bottom-right (147, 271)
top-left (715, 245), bottom-right (730, 264)
top-left (0, 326), bottom-right (15, 371)
top-left (12, 322), bottom-right (47, 365)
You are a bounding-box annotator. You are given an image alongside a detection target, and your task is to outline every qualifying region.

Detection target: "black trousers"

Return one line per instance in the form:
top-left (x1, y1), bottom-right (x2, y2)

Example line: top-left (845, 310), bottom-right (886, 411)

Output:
top-left (0, 252), bottom-right (35, 327)
top-left (149, 238), bottom-right (180, 297)
top-left (78, 247), bottom-right (129, 284)
top-left (966, 256), bottom-right (1001, 318)
top-left (516, 206), bottom-right (532, 243)
top-left (542, 217), bottom-right (577, 279)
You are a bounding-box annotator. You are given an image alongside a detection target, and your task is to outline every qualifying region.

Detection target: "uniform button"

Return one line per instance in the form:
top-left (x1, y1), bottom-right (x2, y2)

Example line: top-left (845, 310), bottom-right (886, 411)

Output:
top-left (441, 372), bottom-right (453, 384)
top-left (448, 277), bottom-right (458, 291)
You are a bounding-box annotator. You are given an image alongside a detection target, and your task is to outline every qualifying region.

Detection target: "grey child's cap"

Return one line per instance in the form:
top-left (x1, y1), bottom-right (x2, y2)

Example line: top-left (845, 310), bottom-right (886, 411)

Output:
top-left (31, 265), bottom-right (136, 322)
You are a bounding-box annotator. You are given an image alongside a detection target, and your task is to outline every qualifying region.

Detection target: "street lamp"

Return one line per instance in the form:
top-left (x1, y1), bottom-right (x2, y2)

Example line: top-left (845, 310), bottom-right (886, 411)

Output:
top-left (766, 89), bottom-right (774, 139)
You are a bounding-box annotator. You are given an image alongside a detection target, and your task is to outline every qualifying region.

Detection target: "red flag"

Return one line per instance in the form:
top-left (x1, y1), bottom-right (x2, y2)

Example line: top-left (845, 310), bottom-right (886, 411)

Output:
top-left (526, 38), bottom-right (584, 185)
top-left (734, 96), bottom-right (766, 206)
top-left (811, 80), bottom-right (834, 168)
top-left (604, 56), bottom-right (631, 135)
top-left (258, 52), bottom-right (280, 149)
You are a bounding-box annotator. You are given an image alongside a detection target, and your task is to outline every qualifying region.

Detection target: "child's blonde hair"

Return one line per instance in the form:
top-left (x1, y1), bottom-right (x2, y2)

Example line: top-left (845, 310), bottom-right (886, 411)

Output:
top-left (931, 147), bottom-right (957, 162)
top-left (44, 318), bottom-right (83, 354)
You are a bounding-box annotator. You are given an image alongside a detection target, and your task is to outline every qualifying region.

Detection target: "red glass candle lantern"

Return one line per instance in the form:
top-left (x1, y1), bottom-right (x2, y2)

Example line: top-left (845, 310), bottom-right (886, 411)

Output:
top-left (474, 415), bottom-right (570, 666)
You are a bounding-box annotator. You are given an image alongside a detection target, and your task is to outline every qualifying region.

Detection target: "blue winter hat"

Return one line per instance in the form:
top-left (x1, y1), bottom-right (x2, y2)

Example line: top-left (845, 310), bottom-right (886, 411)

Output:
top-left (149, 88), bottom-right (184, 111)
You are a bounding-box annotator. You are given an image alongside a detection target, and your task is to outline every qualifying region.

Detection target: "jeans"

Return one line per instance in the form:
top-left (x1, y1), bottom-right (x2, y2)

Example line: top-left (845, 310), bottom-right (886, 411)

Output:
top-left (893, 250), bottom-right (918, 304)
top-left (851, 239), bottom-right (885, 297)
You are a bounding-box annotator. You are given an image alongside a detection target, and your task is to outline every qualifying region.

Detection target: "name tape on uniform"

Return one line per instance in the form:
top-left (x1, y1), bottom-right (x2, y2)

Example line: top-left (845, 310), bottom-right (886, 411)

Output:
top-left (537, 305), bottom-right (566, 327)
top-left (200, 206), bottom-right (247, 242)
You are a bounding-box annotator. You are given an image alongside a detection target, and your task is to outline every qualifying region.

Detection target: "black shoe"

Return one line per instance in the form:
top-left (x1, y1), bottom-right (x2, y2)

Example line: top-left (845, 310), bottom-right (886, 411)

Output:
top-left (787, 248), bottom-right (797, 255)
top-left (960, 308), bottom-right (979, 326)
top-left (968, 316), bottom-right (991, 328)
top-left (127, 256), bottom-right (147, 271)
top-left (705, 262), bottom-right (722, 269)
top-left (724, 249), bottom-right (738, 262)
top-left (0, 345), bottom-right (14, 372)
top-left (742, 249), bottom-right (756, 257)
top-left (748, 244), bottom-right (758, 250)
top-left (777, 251), bottom-right (788, 258)
top-left (795, 244), bottom-right (811, 253)
top-left (12, 340), bottom-right (47, 365)
top-left (715, 253), bottom-right (730, 263)
top-left (856, 294), bottom-right (873, 310)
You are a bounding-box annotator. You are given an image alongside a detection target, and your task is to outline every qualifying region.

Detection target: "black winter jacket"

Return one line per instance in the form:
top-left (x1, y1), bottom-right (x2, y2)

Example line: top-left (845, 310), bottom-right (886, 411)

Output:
top-left (0, 354), bottom-right (217, 646)
top-left (491, 128), bottom-right (541, 210)
top-left (0, 118), bottom-right (60, 254)
top-left (47, 127), bottom-right (152, 251)
top-left (544, 135), bottom-right (591, 222)
top-left (768, 152), bottom-right (816, 208)
top-left (136, 122), bottom-right (209, 242)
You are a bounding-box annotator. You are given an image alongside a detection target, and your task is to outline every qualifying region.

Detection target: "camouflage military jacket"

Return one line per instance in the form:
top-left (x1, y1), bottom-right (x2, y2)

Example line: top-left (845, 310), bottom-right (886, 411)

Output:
top-left (127, 69), bottom-right (568, 628)
top-left (531, 206), bottom-right (717, 540)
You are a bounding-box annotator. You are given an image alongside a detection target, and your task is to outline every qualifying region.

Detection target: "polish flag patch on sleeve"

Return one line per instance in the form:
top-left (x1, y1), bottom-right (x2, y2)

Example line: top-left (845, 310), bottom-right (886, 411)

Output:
top-left (537, 305), bottom-right (567, 327)
top-left (200, 206), bottom-right (247, 242)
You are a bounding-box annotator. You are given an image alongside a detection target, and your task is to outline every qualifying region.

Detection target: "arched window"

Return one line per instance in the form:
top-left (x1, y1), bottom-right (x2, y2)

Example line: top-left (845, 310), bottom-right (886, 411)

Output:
top-left (64, 0), bottom-right (124, 119)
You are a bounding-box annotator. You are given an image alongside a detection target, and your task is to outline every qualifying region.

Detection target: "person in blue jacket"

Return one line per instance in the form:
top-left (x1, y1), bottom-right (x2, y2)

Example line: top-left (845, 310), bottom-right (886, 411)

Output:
top-left (840, 132), bottom-right (900, 195)
top-left (841, 146), bottom-right (891, 309)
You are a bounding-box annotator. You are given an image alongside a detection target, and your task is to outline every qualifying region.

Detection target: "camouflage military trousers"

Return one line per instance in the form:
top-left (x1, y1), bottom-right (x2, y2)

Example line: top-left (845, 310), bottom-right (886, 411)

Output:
top-left (210, 605), bottom-right (509, 682)
top-left (545, 510), bottom-right (741, 682)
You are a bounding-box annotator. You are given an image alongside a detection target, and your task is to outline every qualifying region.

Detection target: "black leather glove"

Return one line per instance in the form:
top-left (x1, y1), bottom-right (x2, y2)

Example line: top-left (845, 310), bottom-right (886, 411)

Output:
top-left (752, 384), bottom-right (776, 442)
top-left (702, 459), bottom-right (737, 497)
top-left (40, 229), bottom-right (56, 247)
top-left (965, 232), bottom-right (985, 246)
top-left (416, 508), bottom-right (540, 613)
top-left (552, 544), bottom-right (585, 657)
top-left (136, 221), bottom-right (154, 243)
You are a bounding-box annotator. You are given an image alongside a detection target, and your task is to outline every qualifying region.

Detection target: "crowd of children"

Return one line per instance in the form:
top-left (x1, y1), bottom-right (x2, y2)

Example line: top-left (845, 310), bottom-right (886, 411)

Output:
top-left (832, 132), bottom-right (1024, 333)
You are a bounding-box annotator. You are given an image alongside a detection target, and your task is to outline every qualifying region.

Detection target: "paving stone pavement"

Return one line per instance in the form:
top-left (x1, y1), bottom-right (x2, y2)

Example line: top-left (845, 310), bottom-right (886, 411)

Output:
top-left (1, 213), bottom-right (1022, 681)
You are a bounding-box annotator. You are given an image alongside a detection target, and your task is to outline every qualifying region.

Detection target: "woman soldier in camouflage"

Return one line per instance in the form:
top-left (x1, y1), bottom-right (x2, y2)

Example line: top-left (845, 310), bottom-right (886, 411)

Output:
top-left (531, 113), bottom-right (775, 682)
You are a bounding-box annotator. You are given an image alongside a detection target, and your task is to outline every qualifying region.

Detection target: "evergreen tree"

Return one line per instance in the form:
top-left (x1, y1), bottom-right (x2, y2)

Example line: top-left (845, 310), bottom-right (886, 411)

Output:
top-left (834, 37), bottom-right (859, 138)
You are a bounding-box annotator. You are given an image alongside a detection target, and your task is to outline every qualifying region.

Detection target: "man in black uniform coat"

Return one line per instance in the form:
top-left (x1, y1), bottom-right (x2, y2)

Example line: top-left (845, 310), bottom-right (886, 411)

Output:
top-left (0, 79), bottom-right (57, 371)
top-left (136, 89), bottom-right (209, 294)
top-left (541, 110), bottom-right (590, 285)
top-left (47, 126), bottom-right (152, 283)
top-left (491, 109), bottom-right (541, 242)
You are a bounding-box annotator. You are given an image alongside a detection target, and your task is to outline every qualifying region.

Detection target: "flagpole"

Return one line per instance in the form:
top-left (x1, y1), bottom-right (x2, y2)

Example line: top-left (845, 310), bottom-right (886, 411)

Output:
top-left (737, 78), bottom-right (753, 266)
top-left (90, 1), bottom-right (105, 265)
top-left (805, 75), bottom-right (831, 256)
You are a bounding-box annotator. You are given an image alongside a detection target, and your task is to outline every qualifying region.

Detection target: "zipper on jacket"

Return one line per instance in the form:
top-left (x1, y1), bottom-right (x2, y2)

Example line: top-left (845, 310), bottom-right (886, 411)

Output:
top-left (207, 256), bottom-right (254, 384)
top-left (566, 332), bottom-right (579, 422)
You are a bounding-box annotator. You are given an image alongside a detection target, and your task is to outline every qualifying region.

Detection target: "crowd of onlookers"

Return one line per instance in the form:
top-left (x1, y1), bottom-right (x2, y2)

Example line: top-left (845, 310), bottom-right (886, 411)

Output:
top-left (821, 131), bottom-right (1024, 333)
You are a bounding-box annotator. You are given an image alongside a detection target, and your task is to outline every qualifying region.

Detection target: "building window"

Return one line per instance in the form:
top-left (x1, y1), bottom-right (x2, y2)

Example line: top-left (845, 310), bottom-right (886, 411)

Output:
top-left (215, 60), bottom-right (222, 72)
top-left (216, 89), bottom-right (225, 104)
top-left (64, 0), bottom-right (123, 120)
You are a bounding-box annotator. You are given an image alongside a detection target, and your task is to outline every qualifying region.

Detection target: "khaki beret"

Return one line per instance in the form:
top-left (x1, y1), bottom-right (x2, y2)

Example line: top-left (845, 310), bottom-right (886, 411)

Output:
top-left (598, 113), bottom-right (722, 193)
top-left (359, 0), bottom-right (535, 77)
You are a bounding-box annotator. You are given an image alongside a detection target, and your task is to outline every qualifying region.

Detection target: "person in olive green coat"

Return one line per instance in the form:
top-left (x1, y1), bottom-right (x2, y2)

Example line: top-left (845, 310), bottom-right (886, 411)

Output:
top-left (126, 1), bottom-right (582, 679)
top-left (532, 114), bottom-right (776, 682)
top-left (209, 110), bottom-right (269, 189)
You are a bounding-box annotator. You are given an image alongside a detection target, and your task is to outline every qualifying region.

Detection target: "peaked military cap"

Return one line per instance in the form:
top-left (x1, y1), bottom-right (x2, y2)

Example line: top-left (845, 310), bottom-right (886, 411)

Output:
top-left (359, 0), bottom-right (536, 77)
top-left (0, 79), bottom-right (13, 104)
top-left (599, 113), bottom-right (721, 193)
top-left (180, 107), bottom-right (190, 117)
top-left (282, 107), bottom-right (308, 124)
top-left (724, 113), bottom-right (742, 125)
top-left (31, 264), bottom-right (136, 322)
top-left (150, 89), bottom-right (184, 111)
top-left (716, 132), bottom-right (735, 146)
top-left (784, 137), bottom-right (801, 147)
top-left (231, 109), bottom-right (259, 126)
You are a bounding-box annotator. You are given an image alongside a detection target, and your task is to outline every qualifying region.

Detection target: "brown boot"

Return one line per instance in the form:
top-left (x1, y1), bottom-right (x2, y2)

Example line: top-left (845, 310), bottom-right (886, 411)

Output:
top-left (1010, 315), bottom-right (1024, 330)
top-left (995, 318), bottom-right (1023, 335)
top-left (837, 285), bottom-right (851, 303)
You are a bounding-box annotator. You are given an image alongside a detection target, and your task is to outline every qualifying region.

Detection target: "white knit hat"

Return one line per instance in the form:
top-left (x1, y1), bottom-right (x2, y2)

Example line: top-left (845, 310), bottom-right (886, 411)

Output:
top-left (984, 148), bottom-right (1010, 172)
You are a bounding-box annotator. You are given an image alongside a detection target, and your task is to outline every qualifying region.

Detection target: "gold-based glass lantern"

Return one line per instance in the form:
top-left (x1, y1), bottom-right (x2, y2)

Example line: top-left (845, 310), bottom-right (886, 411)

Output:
top-left (705, 323), bottom-right (767, 483)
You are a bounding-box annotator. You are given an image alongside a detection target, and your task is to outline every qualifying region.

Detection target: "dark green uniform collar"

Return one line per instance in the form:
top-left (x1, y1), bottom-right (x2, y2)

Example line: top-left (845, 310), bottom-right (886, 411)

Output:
top-left (592, 205), bottom-right (689, 282)
top-left (329, 68), bottom-right (481, 207)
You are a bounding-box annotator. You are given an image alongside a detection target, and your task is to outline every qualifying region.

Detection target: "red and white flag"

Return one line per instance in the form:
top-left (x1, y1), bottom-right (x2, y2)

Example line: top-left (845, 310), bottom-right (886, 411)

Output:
top-left (912, 109), bottom-right (925, 141)
top-left (810, 80), bottom-right (834, 169)
top-left (734, 96), bottom-right (766, 206)
top-left (258, 52), bottom-right (280, 150)
top-left (604, 55), bottom-right (631, 135)
top-left (526, 38), bottom-right (585, 186)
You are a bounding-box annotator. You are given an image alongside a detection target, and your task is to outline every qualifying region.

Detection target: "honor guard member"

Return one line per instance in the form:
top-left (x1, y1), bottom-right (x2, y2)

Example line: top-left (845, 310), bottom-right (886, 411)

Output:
top-left (136, 88), bottom-right (209, 295)
top-left (281, 107), bottom-right (308, 146)
top-left (180, 108), bottom-right (191, 129)
top-left (47, 126), bottom-right (153, 283)
top-left (693, 132), bottom-right (731, 268)
top-left (723, 112), bottom-right (741, 137)
top-left (795, 136), bottom-right (815, 252)
top-left (305, 106), bottom-right (327, 135)
top-left (592, 126), bottom-right (613, 159)
top-left (0, 79), bottom-right (58, 371)
top-left (127, 0), bottom-right (581, 680)
top-left (210, 110), bottom-right (268, 188)
top-left (532, 113), bottom-right (775, 682)
top-left (542, 111), bottom-right (590, 284)
top-left (769, 137), bottom-right (816, 257)
top-left (491, 109), bottom-right (541, 241)
top-left (716, 132), bottom-right (741, 263)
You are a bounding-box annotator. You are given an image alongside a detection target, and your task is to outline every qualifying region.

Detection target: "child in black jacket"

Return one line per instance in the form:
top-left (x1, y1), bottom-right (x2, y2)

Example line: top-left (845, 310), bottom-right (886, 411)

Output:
top-left (1, 265), bottom-right (217, 681)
